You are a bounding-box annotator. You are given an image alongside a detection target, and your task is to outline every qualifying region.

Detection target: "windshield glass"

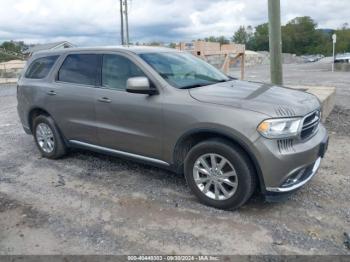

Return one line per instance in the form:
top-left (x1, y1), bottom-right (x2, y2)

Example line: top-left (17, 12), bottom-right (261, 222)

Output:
top-left (139, 52), bottom-right (230, 89)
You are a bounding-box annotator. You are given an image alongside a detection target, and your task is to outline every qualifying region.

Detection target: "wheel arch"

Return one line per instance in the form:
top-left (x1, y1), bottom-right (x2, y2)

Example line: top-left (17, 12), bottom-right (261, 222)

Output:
top-left (28, 107), bottom-right (69, 148)
top-left (173, 128), bottom-right (266, 193)
top-left (28, 107), bottom-right (51, 133)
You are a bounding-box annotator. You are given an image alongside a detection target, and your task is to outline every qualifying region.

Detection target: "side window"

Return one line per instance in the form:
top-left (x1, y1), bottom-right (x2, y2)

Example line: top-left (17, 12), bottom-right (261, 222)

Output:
top-left (58, 54), bottom-right (98, 86)
top-left (102, 54), bottom-right (146, 90)
top-left (25, 56), bottom-right (59, 79)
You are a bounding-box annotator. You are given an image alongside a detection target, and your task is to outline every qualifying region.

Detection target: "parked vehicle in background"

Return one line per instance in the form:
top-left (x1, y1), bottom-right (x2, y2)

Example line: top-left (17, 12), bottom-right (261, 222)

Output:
top-left (335, 53), bottom-right (350, 64)
top-left (17, 46), bottom-right (328, 210)
top-left (302, 54), bottom-right (325, 63)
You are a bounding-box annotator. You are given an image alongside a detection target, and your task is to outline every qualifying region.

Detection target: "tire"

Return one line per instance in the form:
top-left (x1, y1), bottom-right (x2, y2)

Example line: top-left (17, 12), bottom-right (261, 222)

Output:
top-left (184, 138), bottom-right (256, 210)
top-left (33, 115), bottom-right (67, 159)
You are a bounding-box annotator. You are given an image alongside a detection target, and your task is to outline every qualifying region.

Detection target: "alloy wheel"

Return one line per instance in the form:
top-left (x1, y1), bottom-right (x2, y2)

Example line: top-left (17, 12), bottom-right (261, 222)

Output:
top-left (36, 123), bottom-right (55, 153)
top-left (193, 153), bottom-right (238, 200)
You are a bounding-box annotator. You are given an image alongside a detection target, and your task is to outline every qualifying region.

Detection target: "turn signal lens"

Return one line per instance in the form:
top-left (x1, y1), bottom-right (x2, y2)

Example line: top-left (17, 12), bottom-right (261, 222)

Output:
top-left (257, 121), bottom-right (270, 133)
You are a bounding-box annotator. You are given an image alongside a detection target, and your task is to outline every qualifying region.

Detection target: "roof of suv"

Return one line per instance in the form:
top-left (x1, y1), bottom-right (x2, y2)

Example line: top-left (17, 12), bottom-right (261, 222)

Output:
top-left (33, 46), bottom-right (179, 57)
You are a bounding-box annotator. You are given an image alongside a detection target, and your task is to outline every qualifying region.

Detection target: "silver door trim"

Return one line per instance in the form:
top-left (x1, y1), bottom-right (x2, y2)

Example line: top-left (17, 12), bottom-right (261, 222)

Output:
top-left (69, 140), bottom-right (169, 166)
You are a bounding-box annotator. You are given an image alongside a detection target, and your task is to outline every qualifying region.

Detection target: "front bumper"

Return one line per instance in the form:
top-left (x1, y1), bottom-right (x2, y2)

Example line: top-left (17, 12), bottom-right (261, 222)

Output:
top-left (266, 157), bottom-right (321, 193)
top-left (253, 124), bottom-right (328, 197)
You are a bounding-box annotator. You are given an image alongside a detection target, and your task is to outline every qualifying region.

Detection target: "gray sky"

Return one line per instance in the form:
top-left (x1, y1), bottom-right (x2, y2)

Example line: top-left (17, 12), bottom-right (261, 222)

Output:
top-left (0, 0), bottom-right (349, 46)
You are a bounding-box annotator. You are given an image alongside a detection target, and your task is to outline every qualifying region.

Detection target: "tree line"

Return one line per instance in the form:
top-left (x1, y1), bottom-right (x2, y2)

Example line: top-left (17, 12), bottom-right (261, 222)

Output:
top-left (201, 16), bottom-right (350, 56)
top-left (0, 41), bottom-right (26, 62)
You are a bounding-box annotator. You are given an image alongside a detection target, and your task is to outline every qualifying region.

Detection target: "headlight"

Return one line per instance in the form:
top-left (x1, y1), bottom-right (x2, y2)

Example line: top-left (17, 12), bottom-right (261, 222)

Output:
top-left (257, 118), bottom-right (302, 139)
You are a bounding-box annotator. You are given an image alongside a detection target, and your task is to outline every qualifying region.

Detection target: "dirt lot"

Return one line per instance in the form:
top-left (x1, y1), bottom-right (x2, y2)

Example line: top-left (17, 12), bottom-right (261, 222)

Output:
top-left (0, 62), bottom-right (349, 255)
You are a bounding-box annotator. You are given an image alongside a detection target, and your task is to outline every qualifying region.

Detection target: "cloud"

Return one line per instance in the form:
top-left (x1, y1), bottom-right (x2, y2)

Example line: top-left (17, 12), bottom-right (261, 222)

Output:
top-left (0, 0), bottom-right (349, 46)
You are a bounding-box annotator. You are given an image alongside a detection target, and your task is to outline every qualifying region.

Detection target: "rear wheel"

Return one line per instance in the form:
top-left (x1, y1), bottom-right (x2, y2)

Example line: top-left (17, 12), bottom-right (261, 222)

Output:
top-left (33, 115), bottom-right (67, 159)
top-left (184, 138), bottom-right (256, 210)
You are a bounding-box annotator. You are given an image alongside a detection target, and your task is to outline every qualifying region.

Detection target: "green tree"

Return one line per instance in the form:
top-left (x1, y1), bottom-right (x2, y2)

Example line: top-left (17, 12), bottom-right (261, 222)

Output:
top-left (204, 36), bottom-right (217, 42)
top-left (203, 36), bottom-right (229, 45)
top-left (148, 41), bottom-right (162, 46)
top-left (282, 16), bottom-right (326, 55)
top-left (0, 41), bottom-right (22, 53)
top-left (216, 36), bottom-right (230, 45)
top-left (168, 42), bottom-right (177, 49)
top-left (232, 26), bottom-right (252, 45)
top-left (335, 25), bottom-right (350, 53)
top-left (249, 23), bottom-right (269, 51)
top-left (0, 52), bottom-right (18, 63)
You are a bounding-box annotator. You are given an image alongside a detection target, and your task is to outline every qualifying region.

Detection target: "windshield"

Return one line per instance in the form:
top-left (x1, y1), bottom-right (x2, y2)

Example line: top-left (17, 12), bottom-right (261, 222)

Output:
top-left (139, 52), bottom-right (230, 89)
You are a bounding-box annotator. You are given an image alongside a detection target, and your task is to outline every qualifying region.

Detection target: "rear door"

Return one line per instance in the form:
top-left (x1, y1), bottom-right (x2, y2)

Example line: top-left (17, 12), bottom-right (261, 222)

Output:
top-left (45, 53), bottom-right (99, 144)
top-left (95, 53), bottom-right (163, 159)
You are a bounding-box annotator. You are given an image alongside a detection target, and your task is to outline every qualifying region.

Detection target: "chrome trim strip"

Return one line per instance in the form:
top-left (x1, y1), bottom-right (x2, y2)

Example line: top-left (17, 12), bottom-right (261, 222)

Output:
top-left (300, 110), bottom-right (321, 140)
top-left (69, 140), bottom-right (170, 166)
top-left (266, 157), bottom-right (321, 193)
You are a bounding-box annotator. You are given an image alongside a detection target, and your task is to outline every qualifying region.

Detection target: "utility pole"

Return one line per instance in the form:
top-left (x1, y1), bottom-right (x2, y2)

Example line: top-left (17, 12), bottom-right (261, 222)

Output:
top-left (268, 0), bottom-right (283, 85)
top-left (125, 0), bottom-right (130, 46)
top-left (119, 0), bottom-right (130, 46)
top-left (332, 33), bottom-right (337, 72)
top-left (119, 0), bottom-right (124, 45)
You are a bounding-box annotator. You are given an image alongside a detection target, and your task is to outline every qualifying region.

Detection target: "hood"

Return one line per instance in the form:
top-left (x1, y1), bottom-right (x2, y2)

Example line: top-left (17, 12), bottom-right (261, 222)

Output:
top-left (189, 80), bottom-right (320, 117)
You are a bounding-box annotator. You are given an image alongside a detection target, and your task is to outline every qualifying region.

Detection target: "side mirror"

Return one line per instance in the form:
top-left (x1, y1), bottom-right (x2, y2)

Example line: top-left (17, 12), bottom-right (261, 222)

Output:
top-left (126, 77), bottom-right (157, 95)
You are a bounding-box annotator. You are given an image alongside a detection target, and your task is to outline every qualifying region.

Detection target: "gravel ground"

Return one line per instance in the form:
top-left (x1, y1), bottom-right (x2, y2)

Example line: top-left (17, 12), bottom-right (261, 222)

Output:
top-left (0, 62), bottom-right (349, 255)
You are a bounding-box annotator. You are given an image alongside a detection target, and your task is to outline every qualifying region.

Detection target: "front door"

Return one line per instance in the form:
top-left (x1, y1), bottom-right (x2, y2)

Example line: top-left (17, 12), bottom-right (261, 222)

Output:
top-left (95, 54), bottom-right (163, 160)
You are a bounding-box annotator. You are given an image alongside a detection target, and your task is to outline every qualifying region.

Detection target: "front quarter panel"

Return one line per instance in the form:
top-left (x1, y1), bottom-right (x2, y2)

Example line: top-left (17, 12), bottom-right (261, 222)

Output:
top-left (161, 89), bottom-right (269, 165)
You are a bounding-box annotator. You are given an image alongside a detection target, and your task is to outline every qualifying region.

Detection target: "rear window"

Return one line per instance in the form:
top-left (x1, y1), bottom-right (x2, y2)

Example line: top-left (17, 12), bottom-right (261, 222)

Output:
top-left (25, 56), bottom-right (59, 79)
top-left (57, 54), bottom-right (99, 86)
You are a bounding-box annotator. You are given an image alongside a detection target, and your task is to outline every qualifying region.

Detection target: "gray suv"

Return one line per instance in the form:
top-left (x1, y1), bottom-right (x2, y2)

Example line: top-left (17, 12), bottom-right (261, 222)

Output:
top-left (17, 47), bottom-right (328, 210)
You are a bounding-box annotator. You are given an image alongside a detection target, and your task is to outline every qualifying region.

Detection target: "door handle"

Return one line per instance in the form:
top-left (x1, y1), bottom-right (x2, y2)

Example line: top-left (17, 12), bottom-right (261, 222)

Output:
top-left (98, 97), bottom-right (112, 103)
top-left (47, 90), bottom-right (56, 96)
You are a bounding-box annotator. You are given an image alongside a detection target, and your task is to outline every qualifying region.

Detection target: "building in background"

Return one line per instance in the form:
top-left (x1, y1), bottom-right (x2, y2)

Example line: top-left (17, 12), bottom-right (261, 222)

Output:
top-left (23, 41), bottom-right (75, 57)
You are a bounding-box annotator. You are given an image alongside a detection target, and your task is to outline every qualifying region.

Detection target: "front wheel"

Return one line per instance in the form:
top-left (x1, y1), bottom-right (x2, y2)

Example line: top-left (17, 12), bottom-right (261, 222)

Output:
top-left (184, 139), bottom-right (256, 210)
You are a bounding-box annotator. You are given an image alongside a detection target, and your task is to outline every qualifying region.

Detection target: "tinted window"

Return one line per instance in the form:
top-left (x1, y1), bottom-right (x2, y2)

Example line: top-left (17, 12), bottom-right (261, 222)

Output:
top-left (102, 54), bottom-right (145, 90)
top-left (25, 56), bottom-right (59, 79)
top-left (58, 54), bottom-right (98, 86)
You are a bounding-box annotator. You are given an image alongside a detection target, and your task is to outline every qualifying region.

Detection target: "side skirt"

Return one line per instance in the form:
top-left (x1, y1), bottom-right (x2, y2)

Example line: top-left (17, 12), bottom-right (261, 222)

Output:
top-left (69, 140), bottom-right (170, 168)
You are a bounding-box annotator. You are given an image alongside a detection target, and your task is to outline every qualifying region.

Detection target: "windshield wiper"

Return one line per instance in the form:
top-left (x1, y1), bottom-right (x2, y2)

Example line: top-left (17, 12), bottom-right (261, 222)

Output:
top-left (180, 84), bottom-right (210, 89)
top-left (180, 80), bottom-right (230, 89)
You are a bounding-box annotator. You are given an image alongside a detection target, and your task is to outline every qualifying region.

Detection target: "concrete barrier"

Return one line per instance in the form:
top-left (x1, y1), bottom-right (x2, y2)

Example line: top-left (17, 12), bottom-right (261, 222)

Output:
top-left (0, 78), bottom-right (18, 84)
top-left (288, 85), bottom-right (336, 121)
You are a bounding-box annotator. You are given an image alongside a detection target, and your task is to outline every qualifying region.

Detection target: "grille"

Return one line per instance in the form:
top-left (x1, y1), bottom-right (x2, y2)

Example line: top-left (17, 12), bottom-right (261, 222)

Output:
top-left (301, 110), bottom-right (321, 140)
